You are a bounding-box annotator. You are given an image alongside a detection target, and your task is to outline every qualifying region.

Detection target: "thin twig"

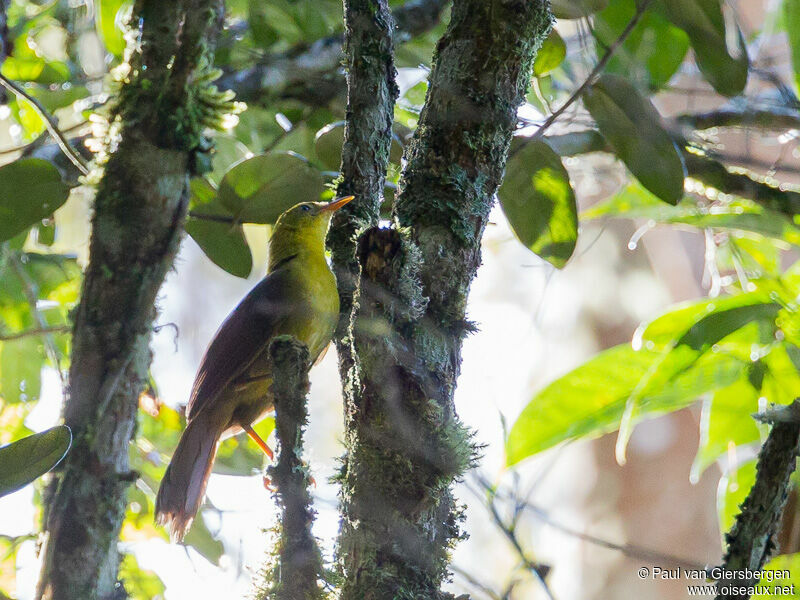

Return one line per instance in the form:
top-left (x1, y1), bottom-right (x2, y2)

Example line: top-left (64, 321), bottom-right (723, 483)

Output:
top-left (532, 0), bottom-right (654, 140)
top-left (451, 564), bottom-right (503, 600)
top-left (0, 121), bottom-right (89, 158)
top-left (8, 254), bottom-right (66, 395)
top-left (518, 499), bottom-right (707, 572)
top-left (0, 73), bottom-right (90, 175)
top-left (187, 211), bottom-right (239, 224)
top-left (470, 480), bottom-right (556, 600)
top-left (0, 325), bottom-right (72, 341)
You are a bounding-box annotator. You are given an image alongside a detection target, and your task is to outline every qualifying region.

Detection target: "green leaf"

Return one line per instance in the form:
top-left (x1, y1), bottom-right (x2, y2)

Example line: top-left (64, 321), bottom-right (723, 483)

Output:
top-left (616, 306), bottom-right (780, 462)
top-left (314, 121), bottom-right (345, 171)
top-left (593, 0), bottom-right (689, 89)
top-left (633, 292), bottom-right (774, 352)
top-left (551, 0), bottom-right (608, 19)
top-left (499, 139), bottom-right (577, 268)
top-left (691, 379), bottom-right (761, 480)
top-left (583, 183), bottom-right (800, 244)
top-left (0, 425), bottom-right (71, 498)
top-left (583, 74), bottom-right (686, 204)
top-left (214, 417), bottom-right (275, 476)
top-left (716, 457), bottom-right (756, 542)
top-left (0, 337), bottom-right (46, 403)
top-left (31, 86), bottom-right (90, 113)
top-left (118, 554), bottom-right (165, 600)
top-left (183, 511), bottom-right (225, 565)
top-left (209, 134), bottom-right (252, 185)
top-left (217, 152), bottom-right (325, 224)
top-left (505, 344), bottom-right (742, 466)
top-left (787, 0), bottom-right (800, 93)
top-left (1, 58), bottom-right (69, 85)
top-left (0, 159), bottom-right (71, 243)
top-left (36, 219), bottom-right (55, 246)
top-left (533, 29), bottom-right (566, 77)
top-left (658, 0), bottom-right (748, 97)
top-left (186, 179), bottom-right (252, 278)
top-left (96, 0), bottom-right (131, 57)
top-left (753, 553), bottom-right (800, 598)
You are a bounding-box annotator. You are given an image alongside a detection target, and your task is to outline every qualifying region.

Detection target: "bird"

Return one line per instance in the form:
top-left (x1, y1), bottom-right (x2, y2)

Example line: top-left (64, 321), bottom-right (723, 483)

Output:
top-left (155, 195), bottom-right (353, 541)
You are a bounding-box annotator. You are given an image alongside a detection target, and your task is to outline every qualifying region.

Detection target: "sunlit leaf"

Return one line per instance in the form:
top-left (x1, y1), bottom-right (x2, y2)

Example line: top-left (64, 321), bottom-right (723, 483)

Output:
top-left (217, 152), bottom-right (325, 224)
top-left (754, 553), bottom-right (800, 598)
top-left (97, 0), bottom-right (132, 58)
top-left (118, 553), bottom-right (165, 600)
top-left (583, 183), bottom-right (800, 244)
top-left (787, 0), bottom-right (800, 93)
top-left (505, 344), bottom-right (742, 466)
top-left (499, 139), bottom-right (577, 267)
top-left (0, 425), bottom-right (71, 498)
top-left (533, 29), bottom-right (566, 76)
top-left (633, 293), bottom-right (778, 352)
top-left (0, 159), bottom-right (72, 243)
top-left (583, 75), bottom-right (686, 204)
top-left (594, 0), bottom-right (689, 89)
top-left (617, 307), bottom-right (780, 462)
top-left (716, 457), bottom-right (756, 544)
top-left (0, 337), bottom-right (45, 404)
top-left (183, 511), bottom-right (225, 565)
top-left (691, 379), bottom-right (761, 479)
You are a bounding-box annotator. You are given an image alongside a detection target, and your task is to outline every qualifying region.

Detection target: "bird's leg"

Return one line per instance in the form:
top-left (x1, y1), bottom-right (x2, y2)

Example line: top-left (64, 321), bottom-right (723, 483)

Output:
top-left (243, 423), bottom-right (274, 460)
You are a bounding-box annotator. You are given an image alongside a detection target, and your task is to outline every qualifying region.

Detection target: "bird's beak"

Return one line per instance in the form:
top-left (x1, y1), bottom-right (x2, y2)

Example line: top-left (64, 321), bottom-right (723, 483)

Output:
top-left (322, 195), bottom-right (354, 212)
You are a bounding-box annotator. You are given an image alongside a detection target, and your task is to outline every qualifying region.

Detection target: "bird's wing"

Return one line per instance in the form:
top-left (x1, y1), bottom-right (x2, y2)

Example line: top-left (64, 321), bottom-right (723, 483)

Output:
top-left (186, 261), bottom-right (297, 421)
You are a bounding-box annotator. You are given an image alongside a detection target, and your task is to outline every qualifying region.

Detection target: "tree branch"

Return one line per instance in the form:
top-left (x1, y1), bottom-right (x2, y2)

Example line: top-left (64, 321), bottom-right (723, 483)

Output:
top-left (333, 1), bottom-right (552, 597)
top-left (36, 2), bottom-right (225, 598)
top-left (716, 400), bottom-right (800, 600)
top-left (0, 73), bottom-right (90, 175)
top-left (542, 130), bottom-right (800, 218)
top-left (0, 325), bottom-right (71, 342)
top-left (218, 0), bottom-right (445, 104)
top-left (255, 337), bottom-right (323, 600)
top-left (676, 107), bottom-right (800, 132)
top-left (327, 0), bottom-right (398, 413)
top-left (682, 152), bottom-right (800, 217)
top-left (532, 0), bottom-right (653, 140)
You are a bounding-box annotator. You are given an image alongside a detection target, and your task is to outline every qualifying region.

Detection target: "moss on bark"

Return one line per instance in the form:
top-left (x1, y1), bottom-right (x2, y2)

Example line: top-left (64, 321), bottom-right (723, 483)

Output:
top-left (256, 337), bottom-right (325, 600)
top-left (36, 2), bottom-right (227, 598)
top-left (333, 1), bottom-right (552, 598)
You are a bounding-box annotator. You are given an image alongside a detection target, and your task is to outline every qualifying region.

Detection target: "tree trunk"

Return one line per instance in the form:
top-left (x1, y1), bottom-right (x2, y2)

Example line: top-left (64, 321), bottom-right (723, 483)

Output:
top-left (36, 2), bottom-right (223, 598)
top-left (331, 1), bottom-right (552, 598)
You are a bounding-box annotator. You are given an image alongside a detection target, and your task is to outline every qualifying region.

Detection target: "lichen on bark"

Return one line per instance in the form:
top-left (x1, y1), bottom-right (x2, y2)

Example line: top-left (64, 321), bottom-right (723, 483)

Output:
top-left (255, 337), bottom-right (325, 600)
top-left (36, 2), bottom-right (228, 598)
top-left (331, 1), bottom-right (553, 598)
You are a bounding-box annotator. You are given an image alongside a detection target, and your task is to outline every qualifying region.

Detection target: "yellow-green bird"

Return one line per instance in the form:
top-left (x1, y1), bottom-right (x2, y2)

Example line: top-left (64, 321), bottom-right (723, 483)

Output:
top-left (155, 195), bottom-right (353, 540)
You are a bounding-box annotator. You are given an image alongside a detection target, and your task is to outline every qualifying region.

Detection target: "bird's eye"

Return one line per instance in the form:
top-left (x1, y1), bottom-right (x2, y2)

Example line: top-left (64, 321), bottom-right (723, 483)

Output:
top-left (300, 204), bottom-right (311, 212)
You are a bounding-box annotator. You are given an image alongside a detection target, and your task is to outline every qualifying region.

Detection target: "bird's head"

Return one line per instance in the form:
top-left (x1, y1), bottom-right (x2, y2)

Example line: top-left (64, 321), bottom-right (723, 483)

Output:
top-left (268, 196), bottom-right (354, 268)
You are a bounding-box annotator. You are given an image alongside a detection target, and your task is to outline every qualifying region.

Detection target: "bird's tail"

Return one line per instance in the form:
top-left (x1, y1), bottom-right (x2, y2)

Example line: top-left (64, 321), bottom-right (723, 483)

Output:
top-left (155, 411), bottom-right (222, 541)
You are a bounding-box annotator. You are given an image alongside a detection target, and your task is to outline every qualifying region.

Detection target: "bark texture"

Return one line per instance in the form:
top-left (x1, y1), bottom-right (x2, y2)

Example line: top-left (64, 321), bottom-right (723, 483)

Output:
top-left (36, 2), bottom-right (223, 598)
top-left (542, 130), bottom-right (800, 219)
top-left (258, 337), bottom-right (323, 600)
top-left (333, 1), bottom-right (552, 598)
top-left (329, 0), bottom-right (398, 388)
top-left (716, 401), bottom-right (800, 600)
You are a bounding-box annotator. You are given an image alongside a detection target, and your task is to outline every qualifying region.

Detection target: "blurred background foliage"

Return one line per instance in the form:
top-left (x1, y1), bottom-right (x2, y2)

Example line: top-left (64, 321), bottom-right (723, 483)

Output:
top-left (1, 0), bottom-right (800, 598)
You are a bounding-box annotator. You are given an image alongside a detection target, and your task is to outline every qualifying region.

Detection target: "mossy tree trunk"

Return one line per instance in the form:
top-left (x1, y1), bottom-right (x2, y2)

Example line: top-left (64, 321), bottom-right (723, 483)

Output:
top-left (36, 2), bottom-right (223, 598)
top-left (329, 1), bottom-right (552, 598)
